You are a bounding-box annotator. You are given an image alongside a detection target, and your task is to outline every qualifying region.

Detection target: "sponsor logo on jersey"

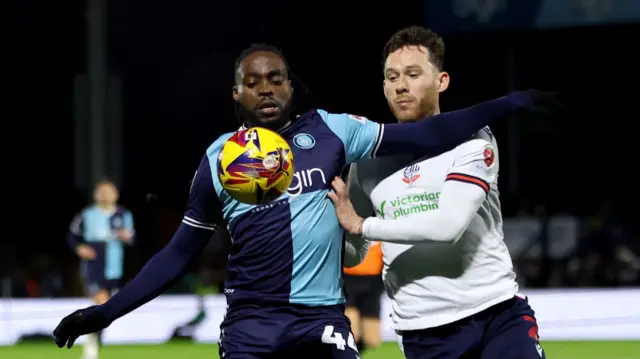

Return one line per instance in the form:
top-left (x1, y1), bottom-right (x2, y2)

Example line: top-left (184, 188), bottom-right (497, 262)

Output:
top-left (348, 114), bottom-right (367, 125)
top-left (402, 164), bottom-right (420, 185)
top-left (483, 144), bottom-right (495, 167)
top-left (287, 167), bottom-right (327, 196)
top-left (377, 191), bottom-right (440, 219)
top-left (293, 133), bottom-right (316, 150)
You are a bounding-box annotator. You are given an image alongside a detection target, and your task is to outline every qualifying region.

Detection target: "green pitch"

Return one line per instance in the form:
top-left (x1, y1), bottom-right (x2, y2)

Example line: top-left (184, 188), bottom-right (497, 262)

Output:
top-left (1, 341), bottom-right (638, 359)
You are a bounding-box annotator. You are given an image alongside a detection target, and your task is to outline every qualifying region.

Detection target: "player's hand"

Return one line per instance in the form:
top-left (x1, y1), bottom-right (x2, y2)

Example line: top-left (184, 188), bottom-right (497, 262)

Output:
top-left (53, 305), bottom-right (111, 349)
top-left (76, 244), bottom-right (97, 260)
top-left (328, 177), bottom-right (364, 236)
top-left (116, 229), bottom-right (134, 243)
top-left (515, 90), bottom-right (565, 117)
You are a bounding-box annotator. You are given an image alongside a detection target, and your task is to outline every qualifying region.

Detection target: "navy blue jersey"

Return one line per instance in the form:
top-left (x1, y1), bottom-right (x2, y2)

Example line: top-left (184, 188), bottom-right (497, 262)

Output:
top-left (185, 110), bottom-right (380, 306)
top-left (68, 205), bottom-right (135, 281)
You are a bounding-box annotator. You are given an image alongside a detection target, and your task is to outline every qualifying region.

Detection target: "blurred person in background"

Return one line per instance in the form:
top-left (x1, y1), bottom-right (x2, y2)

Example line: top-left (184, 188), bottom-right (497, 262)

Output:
top-left (343, 241), bottom-right (384, 354)
top-left (67, 179), bottom-right (135, 359)
top-left (565, 201), bottom-right (639, 287)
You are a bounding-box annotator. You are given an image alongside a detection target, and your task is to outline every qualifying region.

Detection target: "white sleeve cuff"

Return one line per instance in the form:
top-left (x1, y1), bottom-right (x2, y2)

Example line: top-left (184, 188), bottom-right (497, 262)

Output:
top-left (182, 216), bottom-right (217, 231)
top-left (362, 217), bottom-right (375, 240)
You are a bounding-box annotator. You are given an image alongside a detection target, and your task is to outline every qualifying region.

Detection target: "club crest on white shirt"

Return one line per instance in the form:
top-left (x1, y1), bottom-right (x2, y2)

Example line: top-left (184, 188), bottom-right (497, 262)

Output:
top-left (402, 164), bottom-right (420, 185)
top-left (483, 144), bottom-right (495, 168)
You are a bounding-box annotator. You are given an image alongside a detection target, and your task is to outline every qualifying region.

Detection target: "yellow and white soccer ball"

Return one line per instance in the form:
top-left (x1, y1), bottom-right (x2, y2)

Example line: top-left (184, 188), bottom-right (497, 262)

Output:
top-left (217, 127), bottom-right (295, 205)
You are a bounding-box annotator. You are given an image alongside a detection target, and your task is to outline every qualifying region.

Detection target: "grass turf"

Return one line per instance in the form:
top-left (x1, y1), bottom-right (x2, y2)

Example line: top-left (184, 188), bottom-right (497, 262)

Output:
top-left (1, 341), bottom-right (638, 359)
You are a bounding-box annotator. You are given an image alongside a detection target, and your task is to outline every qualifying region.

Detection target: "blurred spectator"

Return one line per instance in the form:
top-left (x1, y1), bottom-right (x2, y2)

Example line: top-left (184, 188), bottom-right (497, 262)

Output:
top-left (503, 200), bottom-right (639, 289)
top-left (565, 202), bottom-right (639, 287)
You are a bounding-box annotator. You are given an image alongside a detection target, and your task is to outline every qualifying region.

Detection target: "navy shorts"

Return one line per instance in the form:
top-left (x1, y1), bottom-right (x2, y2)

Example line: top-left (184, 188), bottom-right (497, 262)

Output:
top-left (81, 257), bottom-right (120, 296)
top-left (219, 304), bottom-right (360, 359)
top-left (399, 296), bottom-right (545, 359)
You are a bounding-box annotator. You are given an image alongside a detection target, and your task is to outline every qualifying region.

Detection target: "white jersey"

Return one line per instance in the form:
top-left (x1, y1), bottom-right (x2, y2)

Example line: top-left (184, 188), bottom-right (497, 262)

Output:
top-left (347, 128), bottom-right (518, 331)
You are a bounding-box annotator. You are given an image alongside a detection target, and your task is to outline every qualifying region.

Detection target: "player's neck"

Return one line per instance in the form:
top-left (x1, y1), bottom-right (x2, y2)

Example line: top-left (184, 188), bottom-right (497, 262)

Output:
top-left (429, 104), bottom-right (441, 117)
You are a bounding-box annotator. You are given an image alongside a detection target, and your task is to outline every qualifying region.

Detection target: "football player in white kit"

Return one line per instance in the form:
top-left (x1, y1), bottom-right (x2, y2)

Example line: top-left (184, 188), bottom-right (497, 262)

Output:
top-left (330, 26), bottom-right (546, 359)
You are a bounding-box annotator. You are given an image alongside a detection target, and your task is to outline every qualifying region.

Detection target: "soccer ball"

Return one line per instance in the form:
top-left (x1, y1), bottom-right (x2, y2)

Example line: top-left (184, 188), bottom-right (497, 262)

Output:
top-left (217, 127), bottom-right (295, 205)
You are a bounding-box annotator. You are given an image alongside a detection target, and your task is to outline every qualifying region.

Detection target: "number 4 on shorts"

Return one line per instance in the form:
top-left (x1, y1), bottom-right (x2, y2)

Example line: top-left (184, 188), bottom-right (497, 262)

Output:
top-left (322, 325), bottom-right (358, 352)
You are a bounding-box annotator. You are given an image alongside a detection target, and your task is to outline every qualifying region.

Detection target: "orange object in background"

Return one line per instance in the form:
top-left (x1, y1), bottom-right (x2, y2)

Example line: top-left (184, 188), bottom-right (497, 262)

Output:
top-left (344, 241), bottom-right (382, 276)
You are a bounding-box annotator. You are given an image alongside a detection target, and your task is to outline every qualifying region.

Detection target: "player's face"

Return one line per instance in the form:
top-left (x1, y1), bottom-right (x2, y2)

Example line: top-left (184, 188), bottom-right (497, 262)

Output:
top-left (383, 45), bottom-right (449, 122)
top-left (94, 182), bottom-right (119, 206)
top-left (233, 51), bottom-right (293, 130)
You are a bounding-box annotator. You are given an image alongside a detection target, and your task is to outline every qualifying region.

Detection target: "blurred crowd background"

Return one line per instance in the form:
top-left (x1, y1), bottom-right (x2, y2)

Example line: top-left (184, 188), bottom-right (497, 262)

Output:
top-left (6, 0), bottom-right (639, 299)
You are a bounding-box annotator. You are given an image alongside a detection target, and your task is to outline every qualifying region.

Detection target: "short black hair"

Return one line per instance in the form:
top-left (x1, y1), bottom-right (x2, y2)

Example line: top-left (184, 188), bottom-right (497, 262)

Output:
top-left (234, 43), bottom-right (291, 84)
top-left (383, 26), bottom-right (445, 70)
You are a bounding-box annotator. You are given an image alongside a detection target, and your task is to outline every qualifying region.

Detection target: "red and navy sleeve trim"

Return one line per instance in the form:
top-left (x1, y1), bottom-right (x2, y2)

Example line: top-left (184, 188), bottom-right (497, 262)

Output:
top-left (446, 173), bottom-right (490, 193)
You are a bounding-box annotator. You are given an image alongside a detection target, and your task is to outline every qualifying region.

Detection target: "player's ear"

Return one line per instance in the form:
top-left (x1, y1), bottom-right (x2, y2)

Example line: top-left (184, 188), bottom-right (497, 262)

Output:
top-left (437, 72), bottom-right (450, 93)
top-left (232, 85), bottom-right (239, 101)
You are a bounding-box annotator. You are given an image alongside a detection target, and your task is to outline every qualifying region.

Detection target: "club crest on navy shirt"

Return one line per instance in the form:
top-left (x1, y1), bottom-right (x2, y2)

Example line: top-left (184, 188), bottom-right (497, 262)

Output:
top-left (283, 115), bottom-right (345, 197)
top-left (110, 212), bottom-right (125, 229)
top-left (292, 132), bottom-right (316, 150)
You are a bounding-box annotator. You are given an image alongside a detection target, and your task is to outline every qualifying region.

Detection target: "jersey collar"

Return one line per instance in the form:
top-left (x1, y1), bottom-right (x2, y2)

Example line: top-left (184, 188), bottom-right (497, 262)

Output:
top-left (239, 119), bottom-right (294, 133)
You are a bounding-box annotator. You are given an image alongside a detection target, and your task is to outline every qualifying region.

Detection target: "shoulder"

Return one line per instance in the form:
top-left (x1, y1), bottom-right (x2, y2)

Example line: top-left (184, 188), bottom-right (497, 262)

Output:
top-left (315, 109), bottom-right (369, 125)
top-left (116, 205), bottom-right (132, 215)
top-left (451, 132), bottom-right (498, 171)
top-left (455, 128), bottom-right (498, 156)
top-left (455, 138), bottom-right (493, 155)
top-left (80, 205), bottom-right (97, 217)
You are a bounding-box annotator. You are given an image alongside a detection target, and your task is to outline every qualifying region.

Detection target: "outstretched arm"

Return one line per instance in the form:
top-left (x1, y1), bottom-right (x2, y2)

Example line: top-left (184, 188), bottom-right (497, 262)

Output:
top-left (101, 155), bottom-right (223, 322)
top-left (319, 91), bottom-right (532, 163)
top-left (373, 94), bottom-right (528, 157)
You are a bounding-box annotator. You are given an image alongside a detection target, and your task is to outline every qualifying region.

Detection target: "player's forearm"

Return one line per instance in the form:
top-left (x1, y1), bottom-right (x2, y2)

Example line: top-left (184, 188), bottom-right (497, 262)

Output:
top-left (101, 223), bottom-right (213, 321)
top-left (362, 213), bottom-right (466, 244)
top-left (362, 182), bottom-right (485, 244)
top-left (343, 166), bottom-right (373, 266)
top-left (375, 92), bottom-right (531, 157)
top-left (343, 234), bottom-right (370, 268)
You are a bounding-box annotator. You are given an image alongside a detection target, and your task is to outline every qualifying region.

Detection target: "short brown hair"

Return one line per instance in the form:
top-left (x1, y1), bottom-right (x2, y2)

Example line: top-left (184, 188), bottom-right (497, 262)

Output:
top-left (383, 26), bottom-right (445, 70)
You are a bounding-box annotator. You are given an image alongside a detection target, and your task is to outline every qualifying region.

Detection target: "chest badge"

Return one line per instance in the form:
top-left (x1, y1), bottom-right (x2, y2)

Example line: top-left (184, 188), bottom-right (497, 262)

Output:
top-left (402, 164), bottom-right (420, 185)
top-left (293, 133), bottom-right (315, 150)
top-left (111, 216), bottom-right (123, 228)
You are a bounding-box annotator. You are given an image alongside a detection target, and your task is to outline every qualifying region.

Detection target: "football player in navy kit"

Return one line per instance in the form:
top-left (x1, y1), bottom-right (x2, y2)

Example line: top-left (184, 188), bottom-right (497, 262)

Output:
top-left (67, 180), bottom-right (134, 359)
